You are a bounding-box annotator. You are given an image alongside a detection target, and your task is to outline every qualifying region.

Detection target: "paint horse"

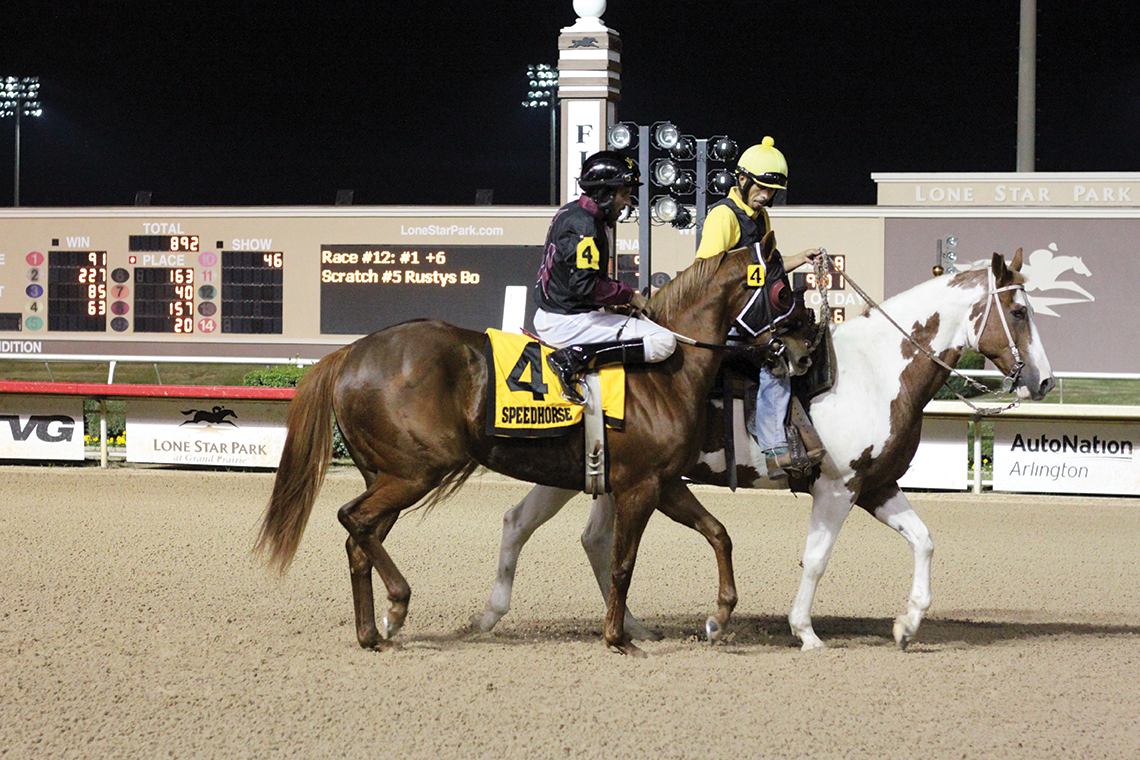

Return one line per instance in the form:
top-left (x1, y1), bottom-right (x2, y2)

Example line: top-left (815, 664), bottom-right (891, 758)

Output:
top-left (473, 250), bottom-right (1054, 650)
top-left (255, 234), bottom-right (817, 656)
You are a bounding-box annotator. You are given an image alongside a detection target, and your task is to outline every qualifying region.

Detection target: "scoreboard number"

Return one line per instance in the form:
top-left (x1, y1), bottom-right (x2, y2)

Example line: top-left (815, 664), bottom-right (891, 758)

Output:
top-left (47, 251), bottom-right (108, 332)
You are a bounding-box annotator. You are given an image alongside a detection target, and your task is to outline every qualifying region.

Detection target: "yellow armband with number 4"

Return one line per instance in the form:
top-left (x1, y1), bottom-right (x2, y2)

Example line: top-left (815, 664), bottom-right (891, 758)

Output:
top-left (576, 237), bottom-right (601, 270)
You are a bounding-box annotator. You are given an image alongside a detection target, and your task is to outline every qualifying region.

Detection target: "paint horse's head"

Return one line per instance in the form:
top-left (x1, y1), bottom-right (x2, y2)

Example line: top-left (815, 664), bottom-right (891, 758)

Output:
top-left (961, 249), bottom-right (1054, 401)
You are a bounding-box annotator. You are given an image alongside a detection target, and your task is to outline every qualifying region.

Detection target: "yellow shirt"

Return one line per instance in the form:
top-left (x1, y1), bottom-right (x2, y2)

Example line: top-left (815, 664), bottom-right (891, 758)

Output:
top-left (695, 187), bottom-right (771, 259)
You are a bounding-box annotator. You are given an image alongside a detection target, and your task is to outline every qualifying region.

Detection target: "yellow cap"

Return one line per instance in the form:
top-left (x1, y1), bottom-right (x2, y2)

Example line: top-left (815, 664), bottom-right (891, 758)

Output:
top-left (737, 136), bottom-right (788, 189)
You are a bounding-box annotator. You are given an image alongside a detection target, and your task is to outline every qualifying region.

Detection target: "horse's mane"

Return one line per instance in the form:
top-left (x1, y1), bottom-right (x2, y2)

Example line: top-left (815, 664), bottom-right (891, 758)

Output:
top-left (852, 265), bottom-right (1026, 327)
top-left (647, 250), bottom-right (731, 323)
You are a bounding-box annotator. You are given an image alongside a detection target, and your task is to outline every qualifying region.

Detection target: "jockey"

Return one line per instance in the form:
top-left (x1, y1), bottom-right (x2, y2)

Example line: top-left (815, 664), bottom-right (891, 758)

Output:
top-left (535, 151), bottom-right (677, 405)
top-left (695, 136), bottom-right (825, 478)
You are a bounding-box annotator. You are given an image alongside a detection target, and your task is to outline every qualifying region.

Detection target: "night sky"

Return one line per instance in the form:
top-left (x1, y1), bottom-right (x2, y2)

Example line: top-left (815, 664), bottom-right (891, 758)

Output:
top-left (4, 1), bottom-right (1139, 208)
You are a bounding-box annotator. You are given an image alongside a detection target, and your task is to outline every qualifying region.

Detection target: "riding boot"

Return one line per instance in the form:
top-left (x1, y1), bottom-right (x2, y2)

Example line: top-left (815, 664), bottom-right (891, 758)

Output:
top-left (547, 340), bottom-right (647, 404)
top-left (764, 447), bottom-right (790, 479)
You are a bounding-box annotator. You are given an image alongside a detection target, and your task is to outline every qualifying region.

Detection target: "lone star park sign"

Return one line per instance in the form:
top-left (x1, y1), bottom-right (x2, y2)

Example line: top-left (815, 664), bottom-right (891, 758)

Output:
top-left (874, 173), bottom-right (1140, 207)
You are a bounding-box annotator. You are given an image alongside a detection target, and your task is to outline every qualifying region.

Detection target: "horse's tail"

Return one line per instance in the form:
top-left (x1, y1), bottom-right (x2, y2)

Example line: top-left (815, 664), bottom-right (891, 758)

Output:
top-left (255, 346), bottom-right (351, 573)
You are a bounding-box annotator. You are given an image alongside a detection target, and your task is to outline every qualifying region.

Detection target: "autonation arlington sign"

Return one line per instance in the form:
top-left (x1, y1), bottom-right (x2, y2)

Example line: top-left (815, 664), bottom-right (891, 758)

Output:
top-left (993, 420), bottom-right (1139, 496)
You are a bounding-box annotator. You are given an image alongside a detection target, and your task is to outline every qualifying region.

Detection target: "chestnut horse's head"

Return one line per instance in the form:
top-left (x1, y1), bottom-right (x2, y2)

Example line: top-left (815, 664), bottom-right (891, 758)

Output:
top-left (730, 232), bottom-right (819, 377)
top-left (763, 287), bottom-right (818, 378)
top-left (647, 230), bottom-right (818, 371)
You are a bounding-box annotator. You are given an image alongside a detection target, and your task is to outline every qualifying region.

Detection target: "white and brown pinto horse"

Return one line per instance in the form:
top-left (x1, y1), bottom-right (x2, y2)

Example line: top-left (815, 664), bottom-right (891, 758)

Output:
top-left (474, 250), bottom-right (1054, 650)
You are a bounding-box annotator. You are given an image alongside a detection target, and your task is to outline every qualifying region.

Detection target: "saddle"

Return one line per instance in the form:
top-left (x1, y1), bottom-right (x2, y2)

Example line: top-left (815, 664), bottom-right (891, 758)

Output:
top-left (711, 326), bottom-right (836, 490)
top-left (483, 329), bottom-right (624, 438)
top-left (483, 330), bottom-right (623, 494)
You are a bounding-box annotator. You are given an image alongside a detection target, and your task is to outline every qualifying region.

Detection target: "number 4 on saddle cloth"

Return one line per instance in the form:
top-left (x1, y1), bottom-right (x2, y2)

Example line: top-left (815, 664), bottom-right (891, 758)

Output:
top-left (484, 329), bottom-right (625, 438)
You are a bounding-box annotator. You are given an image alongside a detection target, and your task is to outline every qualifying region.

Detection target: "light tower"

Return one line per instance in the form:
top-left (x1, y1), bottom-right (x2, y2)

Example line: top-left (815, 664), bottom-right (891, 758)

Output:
top-left (522, 64), bottom-right (559, 205)
top-left (1, 77), bottom-right (43, 207)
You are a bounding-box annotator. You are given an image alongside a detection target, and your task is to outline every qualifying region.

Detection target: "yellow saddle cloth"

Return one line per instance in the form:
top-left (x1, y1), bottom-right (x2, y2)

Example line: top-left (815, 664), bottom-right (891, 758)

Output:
top-left (484, 329), bottom-right (625, 438)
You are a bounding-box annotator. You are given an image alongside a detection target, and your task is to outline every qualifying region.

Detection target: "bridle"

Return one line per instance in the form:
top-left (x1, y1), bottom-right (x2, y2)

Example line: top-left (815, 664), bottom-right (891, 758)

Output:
top-left (966, 267), bottom-right (1026, 394)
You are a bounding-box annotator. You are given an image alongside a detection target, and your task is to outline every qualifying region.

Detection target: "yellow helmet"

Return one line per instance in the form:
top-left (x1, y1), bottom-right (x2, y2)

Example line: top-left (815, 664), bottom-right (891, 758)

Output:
top-left (737, 136), bottom-right (788, 189)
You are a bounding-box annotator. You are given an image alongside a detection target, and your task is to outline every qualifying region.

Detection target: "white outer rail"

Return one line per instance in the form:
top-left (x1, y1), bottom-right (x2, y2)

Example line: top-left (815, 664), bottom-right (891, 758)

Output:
top-left (923, 400), bottom-right (1140, 493)
top-left (4, 357), bottom-right (1138, 492)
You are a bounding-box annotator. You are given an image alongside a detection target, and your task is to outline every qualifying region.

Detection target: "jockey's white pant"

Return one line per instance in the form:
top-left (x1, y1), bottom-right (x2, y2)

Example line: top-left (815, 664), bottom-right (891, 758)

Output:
top-left (534, 308), bottom-right (677, 362)
top-left (755, 366), bottom-right (790, 452)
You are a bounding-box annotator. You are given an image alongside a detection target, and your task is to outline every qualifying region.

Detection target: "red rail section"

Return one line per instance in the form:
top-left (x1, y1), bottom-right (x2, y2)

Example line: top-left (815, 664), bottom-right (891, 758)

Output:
top-left (0, 381), bottom-right (295, 400)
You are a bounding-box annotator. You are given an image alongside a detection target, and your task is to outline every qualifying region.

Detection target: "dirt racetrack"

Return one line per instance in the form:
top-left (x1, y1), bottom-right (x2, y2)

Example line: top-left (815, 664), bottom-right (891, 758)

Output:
top-left (2, 465), bottom-right (1139, 759)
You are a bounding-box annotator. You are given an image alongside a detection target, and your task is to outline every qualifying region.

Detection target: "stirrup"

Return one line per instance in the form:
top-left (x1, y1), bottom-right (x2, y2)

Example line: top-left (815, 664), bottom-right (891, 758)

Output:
top-left (558, 379), bottom-right (585, 405)
top-left (783, 412), bottom-right (826, 477)
top-left (766, 446), bottom-right (825, 479)
top-left (546, 350), bottom-right (585, 405)
top-left (765, 447), bottom-right (789, 479)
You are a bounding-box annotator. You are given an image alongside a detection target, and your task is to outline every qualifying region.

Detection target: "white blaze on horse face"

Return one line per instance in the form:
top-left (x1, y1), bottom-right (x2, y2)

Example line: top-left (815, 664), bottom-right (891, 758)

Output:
top-left (1015, 289), bottom-right (1054, 399)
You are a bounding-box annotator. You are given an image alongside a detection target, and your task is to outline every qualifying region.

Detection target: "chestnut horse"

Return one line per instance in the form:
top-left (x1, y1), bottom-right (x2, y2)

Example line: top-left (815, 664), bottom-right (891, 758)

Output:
top-left (473, 250), bottom-right (1054, 650)
top-left (256, 234), bottom-right (817, 656)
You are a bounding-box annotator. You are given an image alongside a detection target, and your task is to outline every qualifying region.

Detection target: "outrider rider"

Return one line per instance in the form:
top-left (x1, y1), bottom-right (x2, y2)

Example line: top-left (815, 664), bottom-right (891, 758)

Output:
top-left (535, 151), bottom-right (677, 404)
top-left (695, 136), bottom-right (826, 478)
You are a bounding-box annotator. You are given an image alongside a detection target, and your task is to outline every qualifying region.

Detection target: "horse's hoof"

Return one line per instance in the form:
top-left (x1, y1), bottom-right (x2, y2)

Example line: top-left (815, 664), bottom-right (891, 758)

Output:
top-left (799, 638), bottom-right (826, 652)
top-left (381, 615), bottom-right (403, 640)
top-left (893, 619), bottom-right (912, 650)
top-left (371, 639), bottom-right (402, 652)
top-left (705, 616), bottom-right (721, 644)
top-left (469, 612), bottom-right (497, 634)
top-left (607, 641), bottom-right (647, 658)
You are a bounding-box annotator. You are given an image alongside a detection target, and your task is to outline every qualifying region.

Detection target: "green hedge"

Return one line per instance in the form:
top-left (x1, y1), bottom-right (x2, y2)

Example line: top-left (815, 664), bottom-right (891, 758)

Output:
top-left (242, 365), bottom-right (308, 388)
top-left (84, 399), bottom-right (125, 443)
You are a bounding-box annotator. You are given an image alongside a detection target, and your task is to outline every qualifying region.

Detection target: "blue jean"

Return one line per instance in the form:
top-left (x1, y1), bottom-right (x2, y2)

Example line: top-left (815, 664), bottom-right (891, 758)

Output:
top-left (754, 367), bottom-right (790, 452)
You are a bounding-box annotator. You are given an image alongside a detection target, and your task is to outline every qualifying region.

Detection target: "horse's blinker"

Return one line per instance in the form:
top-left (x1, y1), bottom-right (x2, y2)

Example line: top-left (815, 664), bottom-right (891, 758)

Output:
top-left (733, 243), bottom-right (796, 339)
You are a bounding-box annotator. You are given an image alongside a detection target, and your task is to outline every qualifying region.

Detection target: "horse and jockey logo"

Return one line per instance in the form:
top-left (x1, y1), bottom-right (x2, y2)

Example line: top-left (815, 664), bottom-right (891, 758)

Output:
top-left (970, 243), bottom-right (1095, 318)
top-left (180, 406), bottom-right (238, 427)
top-left (1018, 243), bottom-right (1095, 317)
top-left (569, 37), bottom-right (599, 48)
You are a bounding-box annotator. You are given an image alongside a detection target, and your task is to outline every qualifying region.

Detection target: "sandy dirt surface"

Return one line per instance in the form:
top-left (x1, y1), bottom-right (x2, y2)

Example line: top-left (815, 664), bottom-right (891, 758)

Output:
top-left (2, 465), bottom-right (1139, 759)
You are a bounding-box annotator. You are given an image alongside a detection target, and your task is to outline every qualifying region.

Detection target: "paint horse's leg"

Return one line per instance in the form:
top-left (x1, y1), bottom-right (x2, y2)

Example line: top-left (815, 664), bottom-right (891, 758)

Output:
top-left (862, 485), bottom-right (934, 650)
top-left (580, 493), bottom-right (661, 642)
top-left (473, 485), bottom-right (659, 641)
top-left (653, 480), bottom-right (738, 643)
top-left (337, 477), bottom-right (434, 649)
top-left (472, 485), bottom-right (576, 633)
top-left (789, 480), bottom-right (855, 651)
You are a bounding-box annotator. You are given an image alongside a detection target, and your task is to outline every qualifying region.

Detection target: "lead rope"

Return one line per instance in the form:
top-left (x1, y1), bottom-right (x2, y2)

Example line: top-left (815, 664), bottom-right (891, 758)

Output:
top-left (815, 250), bottom-right (1021, 416)
top-left (807, 254), bottom-right (831, 353)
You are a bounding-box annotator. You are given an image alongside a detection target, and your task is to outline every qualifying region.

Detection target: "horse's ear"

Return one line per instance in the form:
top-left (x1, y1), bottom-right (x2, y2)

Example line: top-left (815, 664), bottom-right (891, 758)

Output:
top-left (992, 251), bottom-right (1012, 286)
top-left (760, 231), bottom-right (778, 265)
top-left (1010, 247), bottom-right (1024, 272)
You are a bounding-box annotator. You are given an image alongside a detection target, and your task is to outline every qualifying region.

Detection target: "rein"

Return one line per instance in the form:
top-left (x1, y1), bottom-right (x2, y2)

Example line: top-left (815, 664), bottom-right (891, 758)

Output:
top-left (814, 251), bottom-right (1022, 416)
top-left (626, 249), bottom-right (775, 352)
top-left (615, 309), bottom-right (729, 350)
top-left (671, 332), bottom-right (730, 350)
